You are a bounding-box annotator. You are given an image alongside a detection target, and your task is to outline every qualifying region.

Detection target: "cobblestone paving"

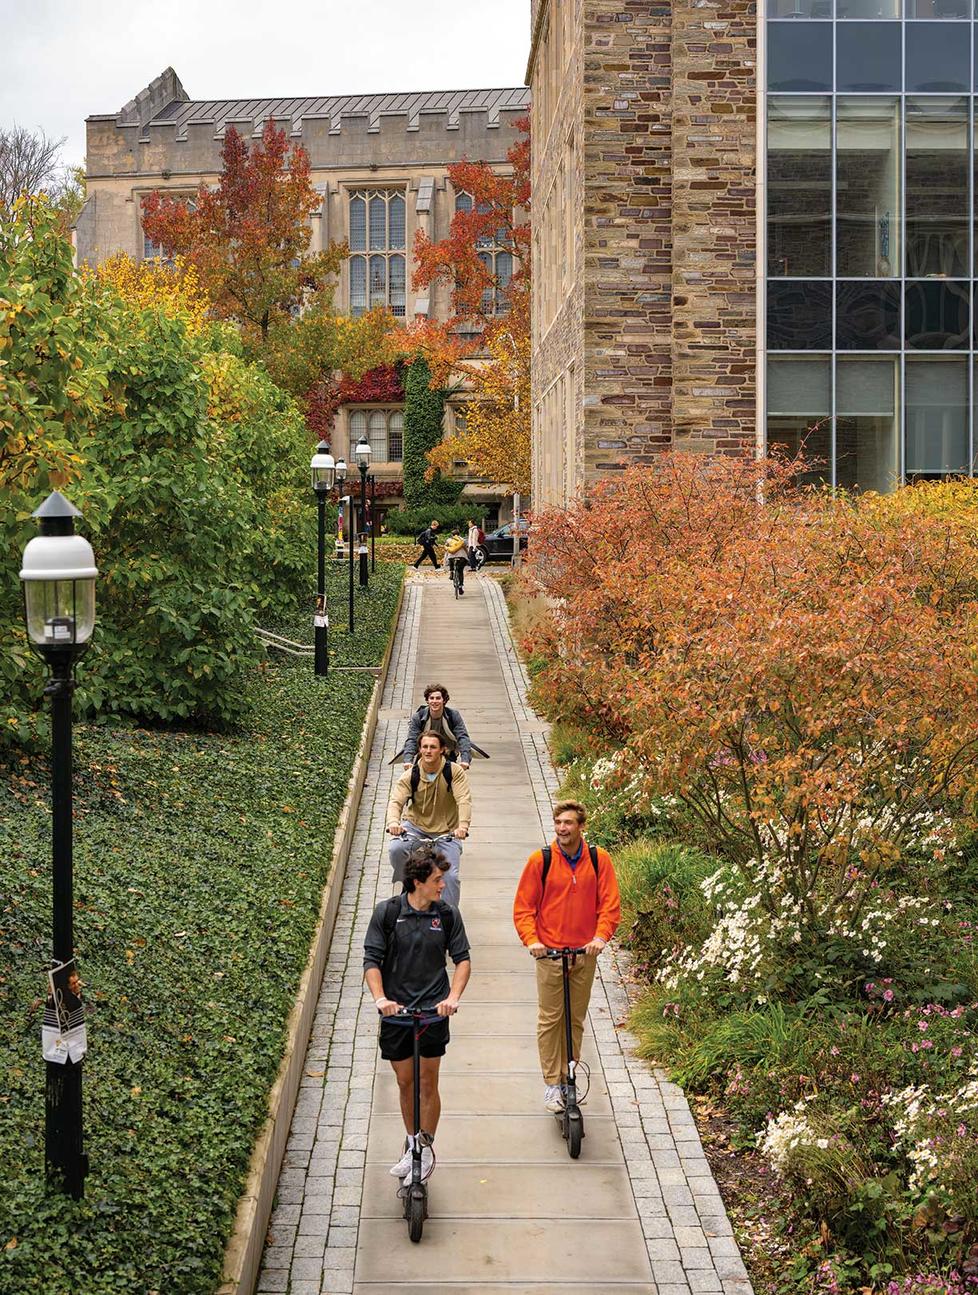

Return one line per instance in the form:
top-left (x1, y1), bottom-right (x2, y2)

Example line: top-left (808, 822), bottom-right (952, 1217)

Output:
top-left (256, 572), bottom-right (753, 1295)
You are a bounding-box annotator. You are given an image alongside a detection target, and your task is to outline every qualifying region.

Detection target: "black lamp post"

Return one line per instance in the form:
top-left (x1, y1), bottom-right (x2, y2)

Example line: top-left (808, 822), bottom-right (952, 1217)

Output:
top-left (354, 435), bottom-right (371, 589)
top-left (310, 439), bottom-right (336, 677)
top-left (19, 491), bottom-right (98, 1199)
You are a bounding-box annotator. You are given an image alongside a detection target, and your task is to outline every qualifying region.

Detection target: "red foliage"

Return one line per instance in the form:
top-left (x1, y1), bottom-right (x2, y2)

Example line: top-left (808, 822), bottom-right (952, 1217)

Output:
top-left (412, 116), bottom-right (530, 346)
top-left (337, 364), bottom-right (403, 405)
top-left (141, 122), bottom-right (340, 342)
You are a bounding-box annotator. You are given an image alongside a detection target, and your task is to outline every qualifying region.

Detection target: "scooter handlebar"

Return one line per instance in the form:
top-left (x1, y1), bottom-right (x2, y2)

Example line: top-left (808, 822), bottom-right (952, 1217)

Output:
top-left (543, 946), bottom-right (589, 958)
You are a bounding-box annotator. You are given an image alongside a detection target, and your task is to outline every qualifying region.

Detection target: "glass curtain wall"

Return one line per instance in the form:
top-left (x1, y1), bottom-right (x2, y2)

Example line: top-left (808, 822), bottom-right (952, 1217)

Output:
top-left (765, 4), bottom-right (977, 486)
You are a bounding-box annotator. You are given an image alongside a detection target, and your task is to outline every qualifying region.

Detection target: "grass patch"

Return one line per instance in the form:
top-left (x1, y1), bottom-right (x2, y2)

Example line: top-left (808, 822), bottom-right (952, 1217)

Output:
top-left (0, 568), bottom-right (403, 1294)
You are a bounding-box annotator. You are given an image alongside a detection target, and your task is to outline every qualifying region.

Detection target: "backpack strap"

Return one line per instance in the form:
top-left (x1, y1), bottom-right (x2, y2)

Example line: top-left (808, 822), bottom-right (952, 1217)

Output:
top-left (408, 760), bottom-right (453, 805)
top-left (540, 843), bottom-right (600, 894)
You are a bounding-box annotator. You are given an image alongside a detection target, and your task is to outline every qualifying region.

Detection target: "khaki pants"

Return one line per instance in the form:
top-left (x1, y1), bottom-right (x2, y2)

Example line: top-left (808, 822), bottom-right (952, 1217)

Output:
top-left (535, 953), bottom-right (596, 1085)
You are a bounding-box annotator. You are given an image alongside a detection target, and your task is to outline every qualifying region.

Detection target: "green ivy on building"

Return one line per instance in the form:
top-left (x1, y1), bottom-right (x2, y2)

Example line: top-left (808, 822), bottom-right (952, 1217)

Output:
top-left (401, 357), bottom-right (462, 509)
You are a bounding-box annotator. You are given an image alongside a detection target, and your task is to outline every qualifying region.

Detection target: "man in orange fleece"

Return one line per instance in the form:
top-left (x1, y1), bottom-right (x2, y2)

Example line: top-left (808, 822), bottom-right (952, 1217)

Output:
top-left (513, 799), bottom-right (621, 1112)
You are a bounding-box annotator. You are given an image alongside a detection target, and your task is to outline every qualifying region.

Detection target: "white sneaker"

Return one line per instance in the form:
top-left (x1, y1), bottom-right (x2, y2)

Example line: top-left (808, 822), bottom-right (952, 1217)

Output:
top-left (544, 1084), bottom-right (565, 1113)
top-left (401, 1141), bottom-right (435, 1183)
top-left (389, 1137), bottom-right (415, 1178)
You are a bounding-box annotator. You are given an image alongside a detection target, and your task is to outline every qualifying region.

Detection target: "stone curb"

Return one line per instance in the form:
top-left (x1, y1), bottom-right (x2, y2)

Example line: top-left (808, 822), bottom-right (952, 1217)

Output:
top-left (217, 572), bottom-right (406, 1295)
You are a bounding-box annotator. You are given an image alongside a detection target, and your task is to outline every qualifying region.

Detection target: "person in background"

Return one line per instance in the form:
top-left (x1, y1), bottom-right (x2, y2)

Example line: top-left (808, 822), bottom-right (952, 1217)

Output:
top-left (413, 519), bottom-right (440, 571)
top-left (444, 529), bottom-right (468, 593)
top-left (402, 684), bottom-right (472, 769)
top-left (466, 518), bottom-right (481, 570)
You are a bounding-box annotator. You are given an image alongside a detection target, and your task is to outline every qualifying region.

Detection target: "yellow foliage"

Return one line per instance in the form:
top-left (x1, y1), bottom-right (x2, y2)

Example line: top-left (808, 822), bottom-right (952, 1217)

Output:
top-left (92, 254), bottom-right (211, 333)
top-left (425, 327), bottom-right (531, 494)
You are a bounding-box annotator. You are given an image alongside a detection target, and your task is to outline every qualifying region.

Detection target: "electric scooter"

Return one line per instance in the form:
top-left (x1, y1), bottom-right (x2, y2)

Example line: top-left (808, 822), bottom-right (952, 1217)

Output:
top-left (544, 947), bottom-right (589, 1159)
top-left (389, 1008), bottom-right (442, 1242)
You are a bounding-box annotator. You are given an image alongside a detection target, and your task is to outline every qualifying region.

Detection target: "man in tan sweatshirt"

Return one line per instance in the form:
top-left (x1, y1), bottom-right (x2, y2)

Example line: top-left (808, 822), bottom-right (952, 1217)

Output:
top-left (387, 731), bottom-right (472, 908)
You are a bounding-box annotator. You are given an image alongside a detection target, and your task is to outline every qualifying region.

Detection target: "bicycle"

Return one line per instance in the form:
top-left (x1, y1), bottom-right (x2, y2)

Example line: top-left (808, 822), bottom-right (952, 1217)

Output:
top-left (544, 947), bottom-right (590, 1158)
top-left (385, 1007), bottom-right (443, 1242)
top-left (449, 557), bottom-right (464, 599)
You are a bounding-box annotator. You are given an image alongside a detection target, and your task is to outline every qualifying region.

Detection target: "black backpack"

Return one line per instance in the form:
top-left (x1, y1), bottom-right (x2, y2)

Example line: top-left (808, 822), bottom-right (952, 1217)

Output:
top-left (407, 760), bottom-right (453, 804)
top-left (540, 842), bottom-right (600, 892)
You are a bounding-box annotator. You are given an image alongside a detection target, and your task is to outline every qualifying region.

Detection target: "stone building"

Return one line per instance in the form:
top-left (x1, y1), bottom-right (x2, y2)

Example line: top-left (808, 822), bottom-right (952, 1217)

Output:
top-left (78, 68), bottom-right (530, 523)
top-left (530, 0), bottom-right (978, 506)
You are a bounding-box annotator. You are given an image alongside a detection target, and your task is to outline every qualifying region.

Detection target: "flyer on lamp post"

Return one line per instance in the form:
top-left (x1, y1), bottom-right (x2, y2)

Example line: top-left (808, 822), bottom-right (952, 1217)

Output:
top-left (42, 958), bottom-right (87, 1064)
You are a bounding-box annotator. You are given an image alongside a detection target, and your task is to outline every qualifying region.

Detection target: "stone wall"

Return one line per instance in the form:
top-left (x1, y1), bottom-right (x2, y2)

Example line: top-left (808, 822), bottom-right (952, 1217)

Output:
top-left (529, 0), bottom-right (759, 506)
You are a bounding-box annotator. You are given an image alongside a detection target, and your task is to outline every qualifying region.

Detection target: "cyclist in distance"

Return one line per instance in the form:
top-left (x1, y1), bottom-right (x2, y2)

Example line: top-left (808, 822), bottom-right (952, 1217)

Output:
top-left (364, 846), bottom-right (471, 1183)
top-left (443, 529), bottom-right (468, 594)
top-left (513, 800), bottom-right (621, 1112)
top-left (388, 731), bottom-right (471, 908)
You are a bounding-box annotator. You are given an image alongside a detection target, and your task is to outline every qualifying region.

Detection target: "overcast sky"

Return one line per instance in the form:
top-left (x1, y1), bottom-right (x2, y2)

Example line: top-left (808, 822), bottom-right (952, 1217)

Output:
top-left (0, 0), bottom-right (530, 170)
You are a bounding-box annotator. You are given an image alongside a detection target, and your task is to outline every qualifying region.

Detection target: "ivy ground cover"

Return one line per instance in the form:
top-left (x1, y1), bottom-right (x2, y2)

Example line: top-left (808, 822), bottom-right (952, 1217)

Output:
top-left (0, 565), bottom-right (402, 1295)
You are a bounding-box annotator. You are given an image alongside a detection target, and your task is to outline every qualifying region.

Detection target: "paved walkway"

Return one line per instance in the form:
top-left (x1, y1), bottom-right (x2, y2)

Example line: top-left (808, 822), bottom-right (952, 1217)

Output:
top-left (257, 572), bottom-right (753, 1295)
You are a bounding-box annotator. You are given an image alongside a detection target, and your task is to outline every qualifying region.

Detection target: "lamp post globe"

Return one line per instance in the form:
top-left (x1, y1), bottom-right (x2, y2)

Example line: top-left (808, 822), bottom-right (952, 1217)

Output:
top-left (310, 439), bottom-right (336, 494)
top-left (19, 490), bottom-right (98, 1200)
top-left (333, 458), bottom-right (348, 562)
top-left (20, 492), bottom-right (97, 667)
top-left (354, 437), bottom-right (371, 588)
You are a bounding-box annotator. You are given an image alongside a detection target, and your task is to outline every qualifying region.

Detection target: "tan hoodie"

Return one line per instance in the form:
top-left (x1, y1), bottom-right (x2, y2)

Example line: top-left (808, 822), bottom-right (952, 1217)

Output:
top-left (386, 757), bottom-right (472, 834)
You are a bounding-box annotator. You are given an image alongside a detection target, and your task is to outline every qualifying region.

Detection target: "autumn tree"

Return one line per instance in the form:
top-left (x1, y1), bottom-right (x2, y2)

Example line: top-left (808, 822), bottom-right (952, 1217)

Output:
top-left (141, 121), bottom-right (345, 347)
top-left (408, 118), bottom-right (531, 492)
top-left (525, 455), bottom-right (978, 959)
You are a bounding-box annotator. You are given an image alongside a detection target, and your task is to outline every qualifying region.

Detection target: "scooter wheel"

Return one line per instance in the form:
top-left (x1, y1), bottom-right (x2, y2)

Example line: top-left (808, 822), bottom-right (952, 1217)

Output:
top-left (567, 1108), bottom-right (583, 1159)
top-left (408, 1185), bottom-right (426, 1242)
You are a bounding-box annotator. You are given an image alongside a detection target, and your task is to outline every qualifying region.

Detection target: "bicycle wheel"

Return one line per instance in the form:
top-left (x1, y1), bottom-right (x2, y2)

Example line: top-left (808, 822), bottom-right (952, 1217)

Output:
top-left (407, 1185), bottom-right (426, 1242)
top-left (566, 1107), bottom-right (583, 1159)
top-left (452, 566), bottom-right (462, 598)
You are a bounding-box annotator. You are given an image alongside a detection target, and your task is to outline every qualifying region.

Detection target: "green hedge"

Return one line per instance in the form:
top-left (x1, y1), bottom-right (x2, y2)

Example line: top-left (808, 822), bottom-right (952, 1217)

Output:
top-left (384, 504), bottom-right (474, 538)
top-left (0, 566), bottom-right (403, 1295)
top-left (401, 357), bottom-right (461, 509)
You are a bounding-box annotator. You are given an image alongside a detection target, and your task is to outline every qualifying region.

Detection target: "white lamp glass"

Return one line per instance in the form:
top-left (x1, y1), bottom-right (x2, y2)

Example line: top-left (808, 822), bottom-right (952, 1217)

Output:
top-left (311, 442), bottom-right (336, 492)
top-left (354, 437), bottom-right (372, 468)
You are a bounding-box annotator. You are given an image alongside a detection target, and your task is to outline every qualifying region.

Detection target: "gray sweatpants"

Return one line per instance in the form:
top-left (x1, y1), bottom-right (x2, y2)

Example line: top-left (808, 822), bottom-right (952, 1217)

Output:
top-left (388, 824), bottom-right (463, 909)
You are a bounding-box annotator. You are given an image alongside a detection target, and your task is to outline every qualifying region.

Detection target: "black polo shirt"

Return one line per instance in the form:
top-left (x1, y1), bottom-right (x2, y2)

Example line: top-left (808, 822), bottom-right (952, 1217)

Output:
top-left (363, 893), bottom-right (470, 1010)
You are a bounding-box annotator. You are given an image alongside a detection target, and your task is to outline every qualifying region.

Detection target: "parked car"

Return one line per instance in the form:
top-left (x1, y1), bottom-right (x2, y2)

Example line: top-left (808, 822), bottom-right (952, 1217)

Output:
top-left (474, 519), bottom-right (529, 567)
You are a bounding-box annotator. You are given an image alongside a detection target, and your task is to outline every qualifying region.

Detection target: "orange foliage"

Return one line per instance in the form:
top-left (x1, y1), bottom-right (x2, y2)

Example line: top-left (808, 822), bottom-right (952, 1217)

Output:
top-left (525, 456), bottom-right (978, 913)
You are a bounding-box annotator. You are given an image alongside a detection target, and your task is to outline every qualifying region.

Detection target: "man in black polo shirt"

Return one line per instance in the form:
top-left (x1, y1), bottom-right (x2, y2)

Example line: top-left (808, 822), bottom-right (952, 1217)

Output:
top-left (363, 846), bottom-right (471, 1182)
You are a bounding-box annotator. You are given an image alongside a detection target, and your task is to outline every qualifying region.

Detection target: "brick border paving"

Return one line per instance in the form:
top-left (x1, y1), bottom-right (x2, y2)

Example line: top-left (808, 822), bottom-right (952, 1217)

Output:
top-left (482, 579), bottom-right (753, 1295)
top-left (258, 575), bottom-right (753, 1295)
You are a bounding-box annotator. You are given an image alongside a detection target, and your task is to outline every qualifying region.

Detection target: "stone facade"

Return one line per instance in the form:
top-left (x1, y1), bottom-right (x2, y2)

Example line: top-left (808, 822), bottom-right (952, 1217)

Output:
top-left (78, 69), bottom-right (530, 523)
top-left (528, 1), bottom-right (758, 509)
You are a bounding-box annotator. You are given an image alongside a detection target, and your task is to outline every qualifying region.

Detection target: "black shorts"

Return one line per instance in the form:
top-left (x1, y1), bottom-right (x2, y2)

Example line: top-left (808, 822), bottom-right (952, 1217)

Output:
top-left (379, 1016), bottom-right (450, 1062)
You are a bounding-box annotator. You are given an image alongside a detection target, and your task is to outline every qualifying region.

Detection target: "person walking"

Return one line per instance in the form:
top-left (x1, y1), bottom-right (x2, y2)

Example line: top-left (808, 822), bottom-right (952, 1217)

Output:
top-left (465, 519), bottom-right (481, 570)
top-left (413, 519), bottom-right (440, 571)
top-left (444, 529), bottom-right (468, 593)
top-left (364, 845), bottom-right (471, 1182)
top-left (402, 684), bottom-right (473, 768)
top-left (513, 799), bottom-right (621, 1112)
top-left (388, 731), bottom-right (471, 907)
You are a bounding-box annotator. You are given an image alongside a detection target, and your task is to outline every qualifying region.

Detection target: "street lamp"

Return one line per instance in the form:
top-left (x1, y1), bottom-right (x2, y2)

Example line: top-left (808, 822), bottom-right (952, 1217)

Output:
top-left (19, 490), bottom-right (98, 1199)
top-left (354, 435), bottom-right (372, 589)
top-left (310, 439), bottom-right (335, 677)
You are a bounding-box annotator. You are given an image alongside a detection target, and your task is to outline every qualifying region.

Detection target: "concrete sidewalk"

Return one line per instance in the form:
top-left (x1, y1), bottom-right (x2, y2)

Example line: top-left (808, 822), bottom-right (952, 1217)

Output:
top-left (257, 571), bottom-right (753, 1295)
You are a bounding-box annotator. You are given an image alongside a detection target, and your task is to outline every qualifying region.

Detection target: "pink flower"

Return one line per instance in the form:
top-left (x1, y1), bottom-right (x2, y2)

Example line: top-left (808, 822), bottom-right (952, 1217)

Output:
top-left (883, 989), bottom-right (894, 1002)
top-left (918, 1020), bottom-right (929, 1031)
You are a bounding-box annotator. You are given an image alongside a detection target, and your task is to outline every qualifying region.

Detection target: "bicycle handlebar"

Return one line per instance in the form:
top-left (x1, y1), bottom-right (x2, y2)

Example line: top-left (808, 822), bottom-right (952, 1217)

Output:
top-left (381, 1007), bottom-right (447, 1024)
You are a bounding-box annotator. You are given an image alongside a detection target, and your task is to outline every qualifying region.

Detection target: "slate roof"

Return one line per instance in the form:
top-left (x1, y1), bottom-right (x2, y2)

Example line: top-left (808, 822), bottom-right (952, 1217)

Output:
top-left (147, 87), bottom-right (530, 137)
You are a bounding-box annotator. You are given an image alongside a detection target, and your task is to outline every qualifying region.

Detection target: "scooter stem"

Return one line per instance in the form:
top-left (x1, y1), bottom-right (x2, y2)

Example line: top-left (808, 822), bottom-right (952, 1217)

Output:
top-left (562, 951), bottom-right (575, 1075)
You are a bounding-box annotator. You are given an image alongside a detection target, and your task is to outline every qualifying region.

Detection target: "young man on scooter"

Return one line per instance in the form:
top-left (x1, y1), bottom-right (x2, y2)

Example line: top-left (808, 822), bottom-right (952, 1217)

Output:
top-left (513, 800), bottom-right (621, 1112)
top-left (364, 846), bottom-right (471, 1182)
top-left (387, 731), bottom-right (471, 908)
